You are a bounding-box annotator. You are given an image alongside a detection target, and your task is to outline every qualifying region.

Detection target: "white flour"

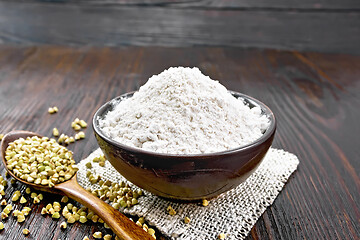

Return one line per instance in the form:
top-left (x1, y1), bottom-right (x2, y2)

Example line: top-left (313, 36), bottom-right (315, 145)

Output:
top-left (99, 67), bottom-right (270, 154)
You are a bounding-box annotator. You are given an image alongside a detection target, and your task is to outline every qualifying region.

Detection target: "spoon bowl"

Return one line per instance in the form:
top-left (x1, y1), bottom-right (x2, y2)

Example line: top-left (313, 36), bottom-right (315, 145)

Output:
top-left (1, 130), bottom-right (62, 194)
top-left (1, 130), bottom-right (153, 240)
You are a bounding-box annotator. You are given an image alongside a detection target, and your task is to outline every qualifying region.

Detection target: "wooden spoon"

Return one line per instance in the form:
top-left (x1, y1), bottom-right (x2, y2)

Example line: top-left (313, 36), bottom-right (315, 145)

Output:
top-left (0, 131), bottom-right (153, 240)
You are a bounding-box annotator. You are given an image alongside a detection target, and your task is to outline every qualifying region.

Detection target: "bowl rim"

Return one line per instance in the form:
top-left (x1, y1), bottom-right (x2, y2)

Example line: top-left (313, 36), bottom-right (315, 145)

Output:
top-left (92, 90), bottom-right (276, 158)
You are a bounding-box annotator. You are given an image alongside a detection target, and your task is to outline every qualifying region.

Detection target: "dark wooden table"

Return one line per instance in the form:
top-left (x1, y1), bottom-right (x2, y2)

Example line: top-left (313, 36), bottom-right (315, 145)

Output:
top-left (0, 45), bottom-right (358, 240)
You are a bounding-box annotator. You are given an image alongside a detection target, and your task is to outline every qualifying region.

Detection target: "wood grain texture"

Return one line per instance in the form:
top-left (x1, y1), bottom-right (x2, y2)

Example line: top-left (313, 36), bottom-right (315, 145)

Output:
top-left (0, 1), bottom-right (359, 54)
top-left (0, 45), bottom-right (359, 239)
top-left (4, 0), bottom-right (360, 10)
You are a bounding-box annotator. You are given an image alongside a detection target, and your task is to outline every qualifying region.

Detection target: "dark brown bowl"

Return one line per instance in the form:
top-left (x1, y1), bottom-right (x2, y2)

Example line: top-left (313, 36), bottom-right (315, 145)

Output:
top-left (92, 91), bottom-right (276, 201)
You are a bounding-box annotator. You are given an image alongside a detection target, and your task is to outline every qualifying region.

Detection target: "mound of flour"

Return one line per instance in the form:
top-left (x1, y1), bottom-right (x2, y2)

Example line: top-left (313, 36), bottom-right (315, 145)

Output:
top-left (99, 67), bottom-right (270, 154)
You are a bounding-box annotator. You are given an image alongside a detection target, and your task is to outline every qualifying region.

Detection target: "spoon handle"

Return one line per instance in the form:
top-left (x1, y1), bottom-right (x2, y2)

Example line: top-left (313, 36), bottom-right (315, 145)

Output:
top-left (56, 177), bottom-right (153, 240)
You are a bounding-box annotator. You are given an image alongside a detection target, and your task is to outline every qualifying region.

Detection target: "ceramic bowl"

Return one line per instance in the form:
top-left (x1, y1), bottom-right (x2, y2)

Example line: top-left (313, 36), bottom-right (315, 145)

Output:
top-left (93, 91), bottom-right (276, 201)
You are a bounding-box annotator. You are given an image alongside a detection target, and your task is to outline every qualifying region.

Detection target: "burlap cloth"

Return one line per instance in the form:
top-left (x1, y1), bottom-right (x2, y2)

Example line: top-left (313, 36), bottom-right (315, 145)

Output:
top-left (77, 148), bottom-right (299, 240)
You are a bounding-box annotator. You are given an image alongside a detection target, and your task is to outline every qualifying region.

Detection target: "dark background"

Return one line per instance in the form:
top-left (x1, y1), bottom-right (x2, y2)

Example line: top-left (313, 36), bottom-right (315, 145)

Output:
top-left (0, 0), bottom-right (359, 54)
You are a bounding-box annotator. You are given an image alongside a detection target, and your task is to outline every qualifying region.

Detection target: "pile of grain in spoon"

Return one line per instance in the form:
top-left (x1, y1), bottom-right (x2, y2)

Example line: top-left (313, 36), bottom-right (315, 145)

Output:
top-left (4, 136), bottom-right (78, 187)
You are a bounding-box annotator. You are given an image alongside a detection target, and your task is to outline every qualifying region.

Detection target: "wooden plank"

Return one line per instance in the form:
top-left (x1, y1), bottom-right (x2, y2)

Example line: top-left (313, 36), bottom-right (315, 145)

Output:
top-left (0, 2), bottom-right (359, 54)
top-left (3, 0), bottom-right (360, 10)
top-left (187, 0), bottom-right (360, 10)
top-left (0, 45), bottom-right (359, 239)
